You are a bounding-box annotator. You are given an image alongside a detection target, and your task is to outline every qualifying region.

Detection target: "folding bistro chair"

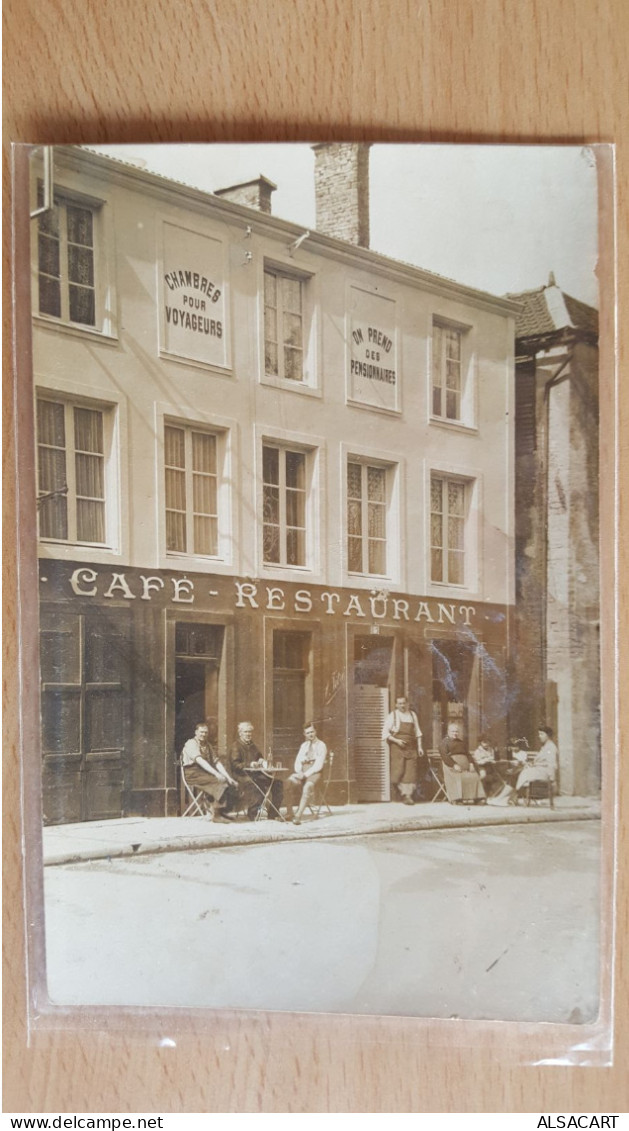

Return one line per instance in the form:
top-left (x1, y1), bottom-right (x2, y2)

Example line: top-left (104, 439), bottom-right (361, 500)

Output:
top-left (307, 751), bottom-right (335, 819)
top-left (523, 777), bottom-right (556, 809)
top-left (179, 759), bottom-right (210, 817)
top-left (427, 753), bottom-right (447, 802)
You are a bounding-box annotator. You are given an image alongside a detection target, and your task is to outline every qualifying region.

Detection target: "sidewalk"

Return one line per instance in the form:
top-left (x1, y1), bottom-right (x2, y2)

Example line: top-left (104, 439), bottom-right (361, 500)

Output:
top-left (43, 794), bottom-right (601, 866)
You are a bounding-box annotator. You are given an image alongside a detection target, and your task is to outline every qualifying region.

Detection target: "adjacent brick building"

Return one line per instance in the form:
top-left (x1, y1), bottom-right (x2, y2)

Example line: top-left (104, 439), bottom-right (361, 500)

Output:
top-left (509, 276), bottom-right (600, 795)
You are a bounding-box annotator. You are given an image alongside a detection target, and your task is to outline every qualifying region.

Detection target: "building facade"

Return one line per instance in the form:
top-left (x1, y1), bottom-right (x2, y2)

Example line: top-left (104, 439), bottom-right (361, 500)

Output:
top-left (30, 144), bottom-right (517, 823)
top-left (509, 278), bottom-right (600, 796)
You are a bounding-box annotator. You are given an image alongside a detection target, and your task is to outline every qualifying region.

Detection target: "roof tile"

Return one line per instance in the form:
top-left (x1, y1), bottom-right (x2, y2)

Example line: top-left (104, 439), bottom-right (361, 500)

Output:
top-left (507, 285), bottom-right (598, 340)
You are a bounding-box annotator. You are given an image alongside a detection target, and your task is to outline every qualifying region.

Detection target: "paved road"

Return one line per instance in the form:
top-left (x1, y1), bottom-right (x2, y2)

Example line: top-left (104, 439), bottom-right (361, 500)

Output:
top-left (44, 821), bottom-right (600, 1023)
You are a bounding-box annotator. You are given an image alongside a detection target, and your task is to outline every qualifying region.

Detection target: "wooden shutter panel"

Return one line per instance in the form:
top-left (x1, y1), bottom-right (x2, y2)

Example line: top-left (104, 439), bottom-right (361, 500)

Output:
top-left (354, 684), bottom-right (390, 801)
top-left (515, 367), bottom-right (537, 455)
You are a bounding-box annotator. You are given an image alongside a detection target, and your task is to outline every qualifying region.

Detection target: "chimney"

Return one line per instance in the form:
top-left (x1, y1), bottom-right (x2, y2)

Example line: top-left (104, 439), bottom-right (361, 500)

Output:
top-left (214, 175), bottom-right (277, 214)
top-left (312, 143), bottom-right (370, 247)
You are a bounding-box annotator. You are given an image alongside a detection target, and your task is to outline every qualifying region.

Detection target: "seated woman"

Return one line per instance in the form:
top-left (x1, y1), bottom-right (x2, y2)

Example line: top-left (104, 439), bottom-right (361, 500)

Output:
top-left (439, 723), bottom-right (486, 804)
top-left (515, 726), bottom-right (558, 797)
top-left (493, 727), bottom-right (558, 804)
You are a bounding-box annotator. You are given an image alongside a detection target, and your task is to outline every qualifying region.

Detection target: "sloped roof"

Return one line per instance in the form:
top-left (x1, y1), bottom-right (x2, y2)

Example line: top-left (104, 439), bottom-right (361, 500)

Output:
top-left (507, 282), bottom-right (598, 341)
top-left (73, 146), bottom-right (517, 314)
top-left (563, 292), bottom-right (599, 337)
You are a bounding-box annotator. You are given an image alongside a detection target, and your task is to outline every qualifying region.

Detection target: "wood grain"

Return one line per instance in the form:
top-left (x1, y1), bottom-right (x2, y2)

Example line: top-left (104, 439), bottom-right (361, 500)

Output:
top-left (4, 0), bottom-right (628, 1112)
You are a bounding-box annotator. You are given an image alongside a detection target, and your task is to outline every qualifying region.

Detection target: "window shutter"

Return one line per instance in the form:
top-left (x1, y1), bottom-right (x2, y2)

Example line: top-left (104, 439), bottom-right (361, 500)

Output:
top-left (354, 684), bottom-right (391, 801)
top-left (516, 368), bottom-right (537, 455)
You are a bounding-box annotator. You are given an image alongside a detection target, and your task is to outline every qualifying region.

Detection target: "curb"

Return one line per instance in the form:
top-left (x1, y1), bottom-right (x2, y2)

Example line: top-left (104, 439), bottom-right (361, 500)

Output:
top-left (43, 807), bottom-right (600, 866)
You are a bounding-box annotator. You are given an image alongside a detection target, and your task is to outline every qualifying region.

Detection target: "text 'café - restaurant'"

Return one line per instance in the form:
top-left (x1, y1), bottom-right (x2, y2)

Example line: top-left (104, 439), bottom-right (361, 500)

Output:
top-left (40, 561), bottom-right (512, 821)
top-left (30, 143), bottom-right (517, 824)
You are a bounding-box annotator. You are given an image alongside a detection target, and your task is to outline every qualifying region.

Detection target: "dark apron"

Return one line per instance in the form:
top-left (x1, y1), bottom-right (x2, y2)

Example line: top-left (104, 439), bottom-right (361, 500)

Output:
top-left (389, 719), bottom-right (419, 785)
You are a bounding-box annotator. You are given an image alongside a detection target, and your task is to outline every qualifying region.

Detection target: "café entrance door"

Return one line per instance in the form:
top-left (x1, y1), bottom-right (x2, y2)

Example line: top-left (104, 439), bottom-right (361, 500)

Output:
top-left (352, 634), bottom-right (394, 801)
top-left (429, 637), bottom-right (481, 752)
top-left (272, 630), bottom-right (312, 764)
top-left (174, 622), bottom-right (224, 754)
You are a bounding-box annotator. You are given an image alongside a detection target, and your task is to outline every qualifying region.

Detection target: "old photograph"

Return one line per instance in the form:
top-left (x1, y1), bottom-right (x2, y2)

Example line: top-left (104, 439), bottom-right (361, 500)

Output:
top-left (20, 141), bottom-right (603, 1022)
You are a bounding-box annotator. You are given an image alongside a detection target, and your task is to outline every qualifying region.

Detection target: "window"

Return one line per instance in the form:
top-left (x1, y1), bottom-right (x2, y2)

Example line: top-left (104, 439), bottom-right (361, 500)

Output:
top-left (430, 475), bottom-right (467, 584)
top-left (347, 461), bottom-right (387, 575)
top-left (432, 323), bottom-right (463, 421)
top-left (263, 445), bottom-right (307, 566)
top-left (264, 268), bottom-right (304, 381)
top-left (37, 187), bottom-right (97, 327)
top-left (37, 399), bottom-right (108, 544)
top-left (175, 623), bottom-right (223, 659)
top-left (165, 425), bottom-right (220, 557)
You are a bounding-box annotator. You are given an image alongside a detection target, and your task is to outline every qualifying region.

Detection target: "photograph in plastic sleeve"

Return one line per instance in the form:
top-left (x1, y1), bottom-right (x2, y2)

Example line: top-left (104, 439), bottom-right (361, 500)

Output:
top-left (15, 142), bottom-right (613, 1032)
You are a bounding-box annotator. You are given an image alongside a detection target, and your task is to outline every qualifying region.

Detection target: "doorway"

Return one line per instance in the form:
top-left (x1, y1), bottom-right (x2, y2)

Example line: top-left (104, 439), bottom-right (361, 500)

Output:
top-left (40, 606), bottom-right (130, 824)
top-left (352, 634), bottom-right (394, 801)
top-left (174, 622), bottom-right (224, 754)
top-left (430, 637), bottom-right (481, 752)
top-left (272, 630), bottom-right (312, 763)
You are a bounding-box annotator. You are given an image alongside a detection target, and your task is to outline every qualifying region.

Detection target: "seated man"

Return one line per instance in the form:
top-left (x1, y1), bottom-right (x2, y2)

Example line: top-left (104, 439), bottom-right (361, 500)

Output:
top-left (181, 722), bottom-right (238, 823)
top-left (439, 722), bottom-right (486, 804)
top-left (228, 721), bottom-right (283, 820)
top-left (285, 723), bottom-right (327, 825)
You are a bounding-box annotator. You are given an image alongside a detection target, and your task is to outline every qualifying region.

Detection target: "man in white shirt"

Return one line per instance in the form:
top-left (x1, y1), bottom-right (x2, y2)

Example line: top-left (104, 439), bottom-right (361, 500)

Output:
top-left (286, 723), bottom-right (327, 825)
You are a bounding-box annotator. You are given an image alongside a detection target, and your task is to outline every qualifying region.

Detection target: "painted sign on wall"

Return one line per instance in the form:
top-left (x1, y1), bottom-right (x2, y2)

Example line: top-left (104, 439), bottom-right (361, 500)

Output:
top-left (61, 566), bottom-right (481, 628)
top-left (349, 286), bottom-right (398, 411)
top-left (161, 221), bottom-right (228, 368)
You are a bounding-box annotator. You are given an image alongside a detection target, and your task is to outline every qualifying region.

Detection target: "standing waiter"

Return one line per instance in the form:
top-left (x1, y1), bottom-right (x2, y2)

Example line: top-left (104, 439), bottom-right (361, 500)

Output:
top-left (382, 695), bottom-right (424, 805)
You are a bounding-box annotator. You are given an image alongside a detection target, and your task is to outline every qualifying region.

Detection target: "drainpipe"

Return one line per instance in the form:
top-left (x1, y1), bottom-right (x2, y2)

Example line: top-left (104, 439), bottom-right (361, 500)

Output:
top-left (540, 351), bottom-right (572, 703)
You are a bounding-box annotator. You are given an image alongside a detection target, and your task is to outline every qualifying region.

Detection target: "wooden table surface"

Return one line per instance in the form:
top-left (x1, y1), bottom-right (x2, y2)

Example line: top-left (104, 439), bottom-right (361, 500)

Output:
top-left (3, 0), bottom-right (628, 1113)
